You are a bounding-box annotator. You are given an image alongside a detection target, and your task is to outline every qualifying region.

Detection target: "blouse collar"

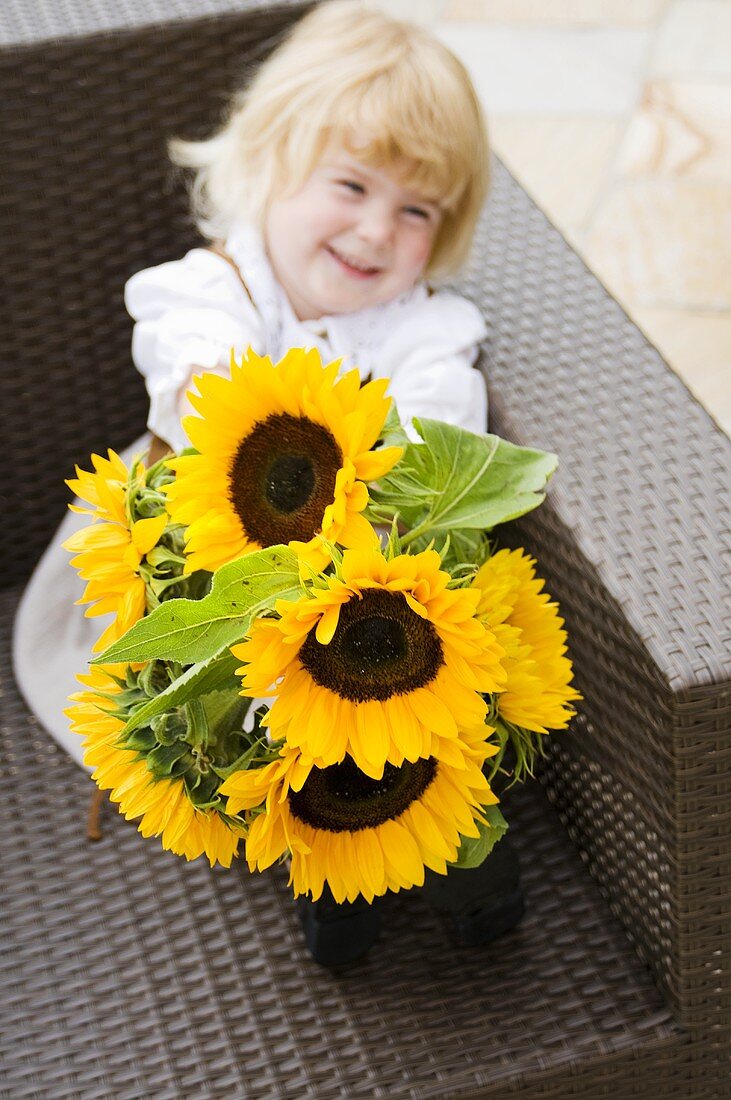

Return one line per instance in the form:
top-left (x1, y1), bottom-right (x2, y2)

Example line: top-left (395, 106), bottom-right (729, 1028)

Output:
top-left (225, 221), bottom-right (428, 373)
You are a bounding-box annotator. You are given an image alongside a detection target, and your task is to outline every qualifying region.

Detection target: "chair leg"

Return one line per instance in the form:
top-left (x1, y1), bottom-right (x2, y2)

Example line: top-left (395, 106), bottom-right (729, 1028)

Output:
top-left (86, 786), bottom-right (106, 841)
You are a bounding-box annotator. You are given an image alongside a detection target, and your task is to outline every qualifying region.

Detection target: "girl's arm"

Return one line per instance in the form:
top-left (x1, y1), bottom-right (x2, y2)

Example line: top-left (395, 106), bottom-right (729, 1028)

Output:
top-left (125, 248), bottom-right (265, 454)
top-left (378, 291), bottom-right (488, 437)
top-left (388, 351), bottom-right (487, 437)
top-left (148, 433), bottom-right (172, 464)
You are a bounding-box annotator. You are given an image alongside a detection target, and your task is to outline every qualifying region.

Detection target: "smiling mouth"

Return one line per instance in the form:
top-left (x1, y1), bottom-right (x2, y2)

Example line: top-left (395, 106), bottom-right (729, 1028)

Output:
top-left (325, 246), bottom-right (382, 278)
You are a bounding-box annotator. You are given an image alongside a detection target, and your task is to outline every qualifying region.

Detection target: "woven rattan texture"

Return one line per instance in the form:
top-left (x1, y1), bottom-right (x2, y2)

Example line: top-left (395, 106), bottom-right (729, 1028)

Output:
top-left (0, 0), bottom-right (304, 45)
top-left (0, 4), bottom-right (313, 585)
top-left (1, 588), bottom-right (686, 1100)
top-left (462, 178), bottom-right (731, 1047)
top-left (3, 4), bottom-right (730, 1093)
top-left (463, 186), bottom-right (731, 693)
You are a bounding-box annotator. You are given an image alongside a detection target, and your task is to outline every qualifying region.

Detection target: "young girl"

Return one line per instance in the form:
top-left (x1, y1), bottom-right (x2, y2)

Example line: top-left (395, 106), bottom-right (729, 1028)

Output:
top-left (13, 1), bottom-right (490, 768)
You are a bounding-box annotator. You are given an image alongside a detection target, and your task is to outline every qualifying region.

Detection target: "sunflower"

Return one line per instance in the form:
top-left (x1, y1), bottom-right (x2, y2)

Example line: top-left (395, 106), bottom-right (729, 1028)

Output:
top-left (66, 666), bottom-right (244, 867)
top-left (64, 451), bottom-right (167, 653)
top-left (472, 548), bottom-right (581, 732)
top-left (233, 545), bottom-right (507, 778)
top-left (220, 726), bottom-right (499, 903)
top-left (164, 347), bottom-right (402, 573)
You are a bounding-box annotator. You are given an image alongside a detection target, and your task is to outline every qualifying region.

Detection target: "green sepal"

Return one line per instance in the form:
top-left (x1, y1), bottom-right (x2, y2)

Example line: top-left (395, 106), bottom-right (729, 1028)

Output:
top-left (144, 545), bottom-right (187, 569)
top-left (94, 545), bottom-right (301, 666)
top-left (184, 699), bottom-right (208, 744)
top-left (133, 495), bottom-right (167, 521)
top-left (146, 741), bottom-right (192, 778)
top-left (439, 529), bottom-right (492, 575)
top-left (150, 710), bottom-right (189, 746)
top-left (144, 453), bottom-right (179, 491)
top-left (452, 805), bottom-right (509, 869)
top-left (120, 726), bottom-right (157, 754)
top-left (136, 660), bottom-right (173, 698)
top-left (383, 516), bottom-right (403, 559)
top-left (117, 692), bottom-right (151, 714)
top-left (487, 715), bottom-right (546, 786)
top-left (185, 771), bottom-right (221, 808)
top-left (212, 731), bottom-right (280, 781)
top-left (200, 690), bottom-right (251, 746)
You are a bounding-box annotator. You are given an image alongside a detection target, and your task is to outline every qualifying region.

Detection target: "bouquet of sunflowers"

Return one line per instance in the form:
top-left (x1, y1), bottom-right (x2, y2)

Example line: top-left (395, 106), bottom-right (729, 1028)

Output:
top-left (65, 348), bottom-right (579, 956)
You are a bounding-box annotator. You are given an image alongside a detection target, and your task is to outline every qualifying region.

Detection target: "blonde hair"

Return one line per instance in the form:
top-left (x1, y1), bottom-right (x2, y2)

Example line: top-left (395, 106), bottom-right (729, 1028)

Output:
top-left (170, 1), bottom-right (490, 279)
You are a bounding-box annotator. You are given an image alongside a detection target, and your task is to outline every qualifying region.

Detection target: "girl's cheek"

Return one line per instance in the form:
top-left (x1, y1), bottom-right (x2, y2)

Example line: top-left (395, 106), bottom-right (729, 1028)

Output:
top-left (410, 229), bottom-right (436, 273)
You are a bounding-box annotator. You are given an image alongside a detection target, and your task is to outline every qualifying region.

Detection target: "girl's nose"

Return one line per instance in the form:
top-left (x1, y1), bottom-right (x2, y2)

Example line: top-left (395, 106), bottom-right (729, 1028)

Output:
top-left (356, 204), bottom-right (395, 248)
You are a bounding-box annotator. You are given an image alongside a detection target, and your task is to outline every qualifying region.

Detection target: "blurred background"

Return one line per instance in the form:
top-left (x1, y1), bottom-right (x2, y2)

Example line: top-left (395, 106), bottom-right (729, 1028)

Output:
top-left (383, 0), bottom-right (730, 437)
top-left (4, 0), bottom-right (728, 435)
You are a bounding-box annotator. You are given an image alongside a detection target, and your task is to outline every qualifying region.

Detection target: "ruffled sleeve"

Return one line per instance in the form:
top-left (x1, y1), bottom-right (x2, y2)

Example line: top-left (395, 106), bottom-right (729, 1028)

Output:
top-left (125, 248), bottom-right (265, 452)
top-left (372, 290), bottom-right (488, 438)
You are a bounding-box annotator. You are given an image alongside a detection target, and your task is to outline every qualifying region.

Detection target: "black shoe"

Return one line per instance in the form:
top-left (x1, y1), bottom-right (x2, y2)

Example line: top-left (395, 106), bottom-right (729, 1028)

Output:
top-left (297, 886), bottom-right (380, 967)
top-left (421, 836), bottom-right (524, 947)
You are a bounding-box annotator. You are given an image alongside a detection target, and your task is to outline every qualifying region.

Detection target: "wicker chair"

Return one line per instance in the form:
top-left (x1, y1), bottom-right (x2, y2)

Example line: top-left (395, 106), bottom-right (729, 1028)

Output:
top-left (1, 3), bottom-right (729, 1096)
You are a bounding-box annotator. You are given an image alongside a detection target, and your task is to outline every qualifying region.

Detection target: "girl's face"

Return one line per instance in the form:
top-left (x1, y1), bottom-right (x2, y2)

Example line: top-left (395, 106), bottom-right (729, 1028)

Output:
top-left (264, 144), bottom-right (443, 321)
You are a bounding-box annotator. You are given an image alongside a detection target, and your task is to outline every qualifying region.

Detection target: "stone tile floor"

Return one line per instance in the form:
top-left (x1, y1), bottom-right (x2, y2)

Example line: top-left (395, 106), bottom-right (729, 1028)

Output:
top-left (384, 0), bottom-right (730, 436)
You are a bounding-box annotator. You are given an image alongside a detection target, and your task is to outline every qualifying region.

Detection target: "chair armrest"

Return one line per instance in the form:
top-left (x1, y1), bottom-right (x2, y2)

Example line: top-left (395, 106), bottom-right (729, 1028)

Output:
top-left (466, 161), bottom-right (731, 1034)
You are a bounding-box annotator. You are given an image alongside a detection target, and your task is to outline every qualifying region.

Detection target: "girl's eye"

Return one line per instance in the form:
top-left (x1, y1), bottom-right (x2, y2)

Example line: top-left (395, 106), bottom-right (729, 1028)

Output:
top-left (404, 206), bottom-right (430, 220)
top-left (338, 180), bottom-right (365, 194)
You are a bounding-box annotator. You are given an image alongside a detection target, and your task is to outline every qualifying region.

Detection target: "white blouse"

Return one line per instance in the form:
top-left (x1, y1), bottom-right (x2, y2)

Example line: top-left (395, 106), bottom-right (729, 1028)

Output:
top-left (13, 224), bottom-right (488, 769)
top-left (125, 222), bottom-right (488, 450)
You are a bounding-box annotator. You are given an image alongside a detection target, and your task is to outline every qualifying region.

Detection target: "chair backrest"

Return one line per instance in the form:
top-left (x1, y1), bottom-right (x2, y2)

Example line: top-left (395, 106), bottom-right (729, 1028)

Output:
top-left (0, 3), bottom-right (313, 586)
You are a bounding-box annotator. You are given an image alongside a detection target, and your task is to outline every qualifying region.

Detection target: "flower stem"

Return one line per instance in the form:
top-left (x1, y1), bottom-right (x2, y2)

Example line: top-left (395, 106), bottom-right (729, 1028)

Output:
top-left (399, 518), bottom-right (433, 548)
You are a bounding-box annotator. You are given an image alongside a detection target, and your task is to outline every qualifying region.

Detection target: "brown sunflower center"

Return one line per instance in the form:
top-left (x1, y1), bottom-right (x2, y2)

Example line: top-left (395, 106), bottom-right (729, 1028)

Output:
top-left (299, 588), bottom-right (443, 702)
top-left (229, 413), bottom-right (343, 545)
top-left (266, 453), bottom-right (316, 513)
top-left (288, 755), bottom-right (437, 832)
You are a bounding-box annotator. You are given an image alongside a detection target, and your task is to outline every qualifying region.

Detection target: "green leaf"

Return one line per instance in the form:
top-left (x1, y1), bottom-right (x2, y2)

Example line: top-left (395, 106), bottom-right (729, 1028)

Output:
top-left (452, 805), bottom-right (509, 869)
top-left (94, 545), bottom-right (301, 666)
top-left (122, 648), bottom-right (241, 737)
top-left (370, 419), bottom-right (557, 539)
